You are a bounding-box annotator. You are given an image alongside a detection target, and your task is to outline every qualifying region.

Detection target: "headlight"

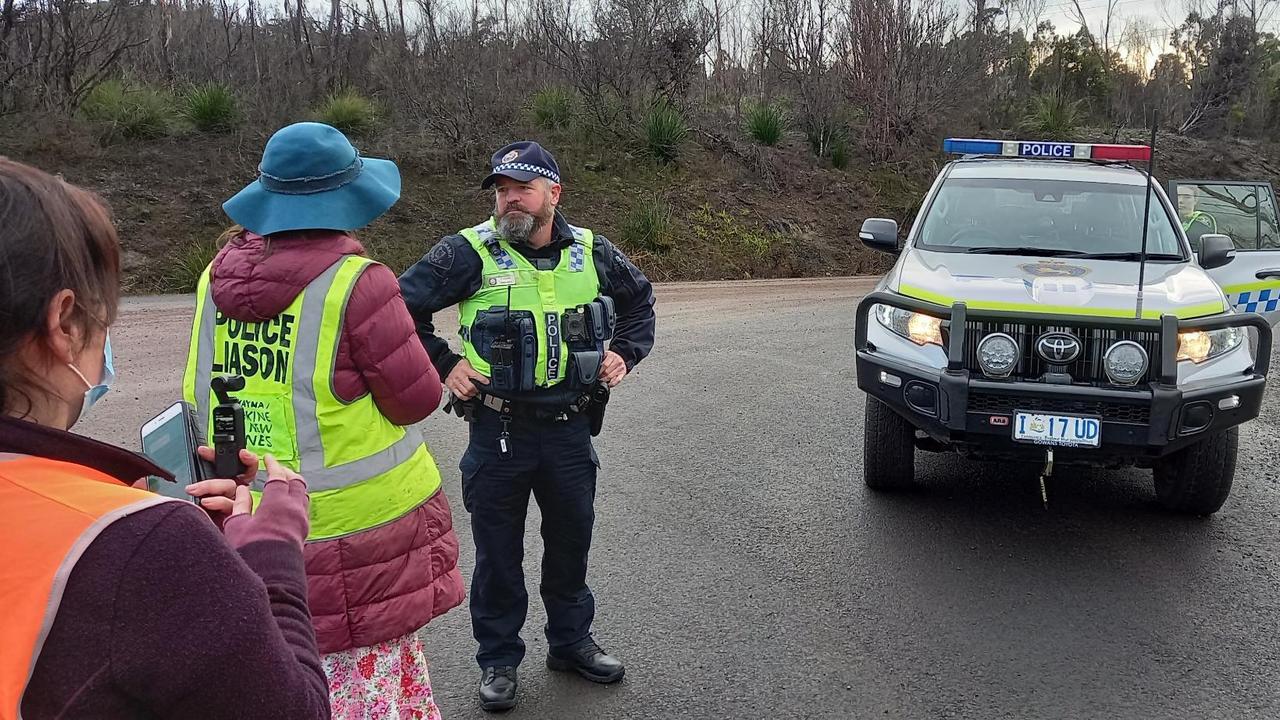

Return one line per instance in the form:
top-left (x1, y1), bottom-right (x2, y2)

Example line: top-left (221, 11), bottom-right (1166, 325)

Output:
top-left (1177, 327), bottom-right (1244, 363)
top-left (1104, 340), bottom-right (1149, 385)
top-left (874, 304), bottom-right (943, 346)
top-left (976, 333), bottom-right (1018, 377)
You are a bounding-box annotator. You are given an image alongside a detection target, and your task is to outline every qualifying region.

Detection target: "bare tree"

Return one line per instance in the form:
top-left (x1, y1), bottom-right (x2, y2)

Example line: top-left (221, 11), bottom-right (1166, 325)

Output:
top-left (1002, 0), bottom-right (1044, 36)
top-left (1069, 0), bottom-right (1120, 53)
top-left (838, 0), bottom-right (966, 161)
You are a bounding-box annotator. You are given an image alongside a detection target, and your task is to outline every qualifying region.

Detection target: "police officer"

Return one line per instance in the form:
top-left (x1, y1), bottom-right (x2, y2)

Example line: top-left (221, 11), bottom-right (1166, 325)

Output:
top-left (398, 140), bottom-right (656, 712)
top-left (1178, 184), bottom-right (1219, 248)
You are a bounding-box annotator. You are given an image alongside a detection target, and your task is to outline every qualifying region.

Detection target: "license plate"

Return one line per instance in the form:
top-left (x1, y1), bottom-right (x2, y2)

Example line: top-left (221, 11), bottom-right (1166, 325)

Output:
top-left (1012, 412), bottom-right (1101, 448)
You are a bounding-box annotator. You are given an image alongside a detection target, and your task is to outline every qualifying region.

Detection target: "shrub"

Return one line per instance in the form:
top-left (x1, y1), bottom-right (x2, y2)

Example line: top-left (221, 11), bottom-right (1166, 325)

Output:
top-left (804, 117), bottom-right (845, 158)
top-left (315, 90), bottom-right (380, 137)
top-left (745, 102), bottom-right (785, 146)
top-left (620, 196), bottom-right (674, 252)
top-left (642, 102), bottom-right (688, 163)
top-left (79, 80), bottom-right (177, 141)
top-left (185, 83), bottom-right (240, 132)
top-left (166, 236), bottom-right (221, 293)
top-left (531, 86), bottom-right (576, 130)
top-left (1018, 93), bottom-right (1086, 140)
top-left (829, 137), bottom-right (849, 169)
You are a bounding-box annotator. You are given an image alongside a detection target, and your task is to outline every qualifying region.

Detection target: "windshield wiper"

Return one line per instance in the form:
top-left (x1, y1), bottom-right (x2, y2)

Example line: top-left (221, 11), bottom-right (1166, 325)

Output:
top-left (1071, 251), bottom-right (1183, 261)
top-left (963, 246), bottom-right (1087, 257)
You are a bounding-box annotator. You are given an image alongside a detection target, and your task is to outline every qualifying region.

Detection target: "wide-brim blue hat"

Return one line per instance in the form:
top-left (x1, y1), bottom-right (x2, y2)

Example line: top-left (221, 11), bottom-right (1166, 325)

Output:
top-left (223, 122), bottom-right (401, 236)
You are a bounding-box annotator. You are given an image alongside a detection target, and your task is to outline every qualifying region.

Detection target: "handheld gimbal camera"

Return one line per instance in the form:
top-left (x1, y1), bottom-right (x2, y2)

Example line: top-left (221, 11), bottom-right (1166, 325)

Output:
top-left (210, 375), bottom-right (248, 478)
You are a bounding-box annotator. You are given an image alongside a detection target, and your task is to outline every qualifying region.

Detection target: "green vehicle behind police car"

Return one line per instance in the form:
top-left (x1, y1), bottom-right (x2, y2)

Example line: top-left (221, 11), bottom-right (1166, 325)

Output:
top-left (854, 138), bottom-right (1280, 515)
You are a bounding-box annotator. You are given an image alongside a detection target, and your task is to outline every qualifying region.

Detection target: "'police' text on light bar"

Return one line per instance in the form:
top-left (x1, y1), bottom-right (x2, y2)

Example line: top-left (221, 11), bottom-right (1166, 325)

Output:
top-left (942, 138), bottom-right (1151, 162)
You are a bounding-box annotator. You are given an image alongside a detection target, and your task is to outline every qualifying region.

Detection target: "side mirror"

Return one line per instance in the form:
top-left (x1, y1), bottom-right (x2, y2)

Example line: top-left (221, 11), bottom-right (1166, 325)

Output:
top-left (860, 218), bottom-right (900, 254)
top-left (1198, 233), bottom-right (1235, 270)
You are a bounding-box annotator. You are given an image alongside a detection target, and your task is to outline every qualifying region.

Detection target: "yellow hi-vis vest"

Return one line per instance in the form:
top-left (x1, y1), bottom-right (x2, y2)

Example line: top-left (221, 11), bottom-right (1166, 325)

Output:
top-left (457, 218), bottom-right (601, 388)
top-left (182, 255), bottom-right (443, 541)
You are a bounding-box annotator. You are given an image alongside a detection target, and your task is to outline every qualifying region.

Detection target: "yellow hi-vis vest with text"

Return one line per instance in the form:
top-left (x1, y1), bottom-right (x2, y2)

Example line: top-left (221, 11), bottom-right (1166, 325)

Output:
top-left (182, 255), bottom-right (443, 541)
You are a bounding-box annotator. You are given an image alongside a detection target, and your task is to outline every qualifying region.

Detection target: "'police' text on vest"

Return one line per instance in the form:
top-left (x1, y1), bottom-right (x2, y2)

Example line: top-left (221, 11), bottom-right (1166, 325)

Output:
top-left (211, 312), bottom-right (296, 383)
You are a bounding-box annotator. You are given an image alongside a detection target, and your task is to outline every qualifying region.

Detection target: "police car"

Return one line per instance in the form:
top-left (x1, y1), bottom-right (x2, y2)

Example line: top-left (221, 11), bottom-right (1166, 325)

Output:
top-left (854, 138), bottom-right (1280, 515)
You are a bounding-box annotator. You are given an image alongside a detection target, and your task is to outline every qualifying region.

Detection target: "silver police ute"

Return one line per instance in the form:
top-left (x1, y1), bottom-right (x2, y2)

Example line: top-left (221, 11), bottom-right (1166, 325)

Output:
top-left (854, 137), bottom-right (1280, 514)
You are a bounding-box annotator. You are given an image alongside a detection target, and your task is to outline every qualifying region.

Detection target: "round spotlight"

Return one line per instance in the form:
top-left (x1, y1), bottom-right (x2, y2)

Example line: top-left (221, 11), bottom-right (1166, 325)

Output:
top-left (1104, 340), bottom-right (1148, 386)
top-left (977, 332), bottom-right (1019, 378)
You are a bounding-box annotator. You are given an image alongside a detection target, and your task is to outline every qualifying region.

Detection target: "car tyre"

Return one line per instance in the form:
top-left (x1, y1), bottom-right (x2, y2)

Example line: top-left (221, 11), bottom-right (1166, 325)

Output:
top-left (864, 396), bottom-right (916, 490)
top-left (1153, 427), bottom-right (1238, 515)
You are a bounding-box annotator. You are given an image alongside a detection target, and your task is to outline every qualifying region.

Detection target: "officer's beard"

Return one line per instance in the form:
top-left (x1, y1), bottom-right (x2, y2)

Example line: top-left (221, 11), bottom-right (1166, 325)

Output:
top-left (497, 211), bottom-right (536, 244)
top-left (497, 200), bottom-right (552, 245)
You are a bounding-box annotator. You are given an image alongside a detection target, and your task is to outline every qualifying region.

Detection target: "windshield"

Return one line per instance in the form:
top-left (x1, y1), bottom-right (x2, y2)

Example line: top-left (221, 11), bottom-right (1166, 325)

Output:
top-left (917, 177), bottom-right (1185, 258)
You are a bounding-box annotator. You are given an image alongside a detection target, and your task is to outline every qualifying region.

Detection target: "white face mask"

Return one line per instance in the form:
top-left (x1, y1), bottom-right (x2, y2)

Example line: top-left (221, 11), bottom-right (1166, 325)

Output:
top-left (66, 332), bottom-right (114, 427)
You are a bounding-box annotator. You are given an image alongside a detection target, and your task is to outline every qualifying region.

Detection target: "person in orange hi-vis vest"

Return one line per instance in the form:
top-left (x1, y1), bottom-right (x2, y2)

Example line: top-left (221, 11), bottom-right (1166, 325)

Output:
top-left (0, 157), bottom-right (331, 720)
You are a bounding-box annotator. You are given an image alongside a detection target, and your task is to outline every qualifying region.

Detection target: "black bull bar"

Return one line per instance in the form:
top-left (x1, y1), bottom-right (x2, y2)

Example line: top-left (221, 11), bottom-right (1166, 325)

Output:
top-left (854, 290), bottom-right (1274, 385)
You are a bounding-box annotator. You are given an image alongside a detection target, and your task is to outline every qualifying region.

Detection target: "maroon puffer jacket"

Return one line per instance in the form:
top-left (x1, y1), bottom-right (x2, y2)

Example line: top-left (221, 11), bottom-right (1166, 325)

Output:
top-left (207, 228), bottom-right (465, 655)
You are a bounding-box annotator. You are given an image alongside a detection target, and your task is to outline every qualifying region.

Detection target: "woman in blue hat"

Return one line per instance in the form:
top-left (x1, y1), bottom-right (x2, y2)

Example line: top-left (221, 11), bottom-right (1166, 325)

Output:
top-left (184, 122), bottom-right (465, 719)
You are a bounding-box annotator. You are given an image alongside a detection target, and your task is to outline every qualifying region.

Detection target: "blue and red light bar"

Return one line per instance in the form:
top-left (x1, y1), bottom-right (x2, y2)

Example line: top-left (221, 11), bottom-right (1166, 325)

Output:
top-left (943, 138), bottom-right (1151, 162)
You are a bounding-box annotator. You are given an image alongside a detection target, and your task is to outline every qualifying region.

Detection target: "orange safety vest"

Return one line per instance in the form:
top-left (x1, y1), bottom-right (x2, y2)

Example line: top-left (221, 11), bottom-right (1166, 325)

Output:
top-left (0, 452), bottom-right (179, 719)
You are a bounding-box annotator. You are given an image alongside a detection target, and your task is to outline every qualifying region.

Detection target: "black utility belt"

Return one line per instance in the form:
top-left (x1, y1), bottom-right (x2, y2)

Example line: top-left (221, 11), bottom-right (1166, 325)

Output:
top-left (478, 393), bottom-right (578, 421)
top-left (446, 385), bottom-right (607, 420)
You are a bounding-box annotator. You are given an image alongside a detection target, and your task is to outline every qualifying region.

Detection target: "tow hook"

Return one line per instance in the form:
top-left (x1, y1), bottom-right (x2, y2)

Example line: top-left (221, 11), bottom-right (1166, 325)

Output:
top-left (1039, 447), bottom-right (1054, 509)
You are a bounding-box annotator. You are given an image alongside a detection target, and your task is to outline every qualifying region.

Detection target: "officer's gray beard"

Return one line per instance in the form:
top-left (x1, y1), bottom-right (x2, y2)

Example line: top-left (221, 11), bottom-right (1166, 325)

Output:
top-left (497, 211), bottom-right (536, 244)
top-left (497, 206), bottom-right (552, 245)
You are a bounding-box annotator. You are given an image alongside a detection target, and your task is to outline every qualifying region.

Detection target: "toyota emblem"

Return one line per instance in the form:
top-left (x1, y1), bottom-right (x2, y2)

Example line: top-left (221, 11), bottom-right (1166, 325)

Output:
top-left (1036, 332), bottom-right (1081, 363)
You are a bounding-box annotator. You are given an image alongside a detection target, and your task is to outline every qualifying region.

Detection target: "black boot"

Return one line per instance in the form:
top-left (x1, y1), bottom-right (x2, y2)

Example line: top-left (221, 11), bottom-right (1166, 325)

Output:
top-left (547, 638), bottom-right (625, 683)
top-left (478, 666), bottom-right (518, 711)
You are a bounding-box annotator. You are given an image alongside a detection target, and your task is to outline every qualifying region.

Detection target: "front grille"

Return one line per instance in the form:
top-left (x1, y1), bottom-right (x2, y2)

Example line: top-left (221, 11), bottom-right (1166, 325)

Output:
top-left (960, 320), bottom-right (1161, 385)
top-left (969, 392), bottom-right (1151, 425)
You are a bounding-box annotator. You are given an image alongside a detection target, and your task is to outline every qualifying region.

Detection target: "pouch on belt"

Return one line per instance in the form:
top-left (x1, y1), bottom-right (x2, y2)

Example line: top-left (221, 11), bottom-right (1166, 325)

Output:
top-left (587, 296), bottom-right (616, 344)
top-left (569, 350), bottom-right (603, 387)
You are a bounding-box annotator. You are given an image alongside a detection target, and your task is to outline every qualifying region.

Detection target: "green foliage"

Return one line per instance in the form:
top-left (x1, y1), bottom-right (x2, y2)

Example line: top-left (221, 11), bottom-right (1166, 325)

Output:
top-left (1018, 93), bottom-right (1086, 139)
top-left (744, 102), bottom-right (785, 146)
top-left (803, 115), bottom-right (847, 160)
top-left (315, 90), bottom-right (380, 137)
top-left (530, 86), bottom-right (577, 130)
top-left (1030, 29), bottom-right (1113, 112)
top-left (642, 102), bottom-right (688, 163)
top-left (690, 204), bottom-right (781, 259)
top-left (165, 237), bottom-right (221, 293)
top-left (79, 80), bottom-right (178, 141)
top-left (620, 196), bottom-right (675, 252)
top-left (1227, 102), bottom-right (1248, 134)
top-left (185, 83), bottom-right (240, 132)
top-left (829, 137), bottom-right (849, 169)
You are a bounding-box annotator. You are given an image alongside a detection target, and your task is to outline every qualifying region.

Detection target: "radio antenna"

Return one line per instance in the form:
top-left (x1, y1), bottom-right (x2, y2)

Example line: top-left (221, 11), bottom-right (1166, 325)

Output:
top-left (1135, 110), bottom-right (1159, 320)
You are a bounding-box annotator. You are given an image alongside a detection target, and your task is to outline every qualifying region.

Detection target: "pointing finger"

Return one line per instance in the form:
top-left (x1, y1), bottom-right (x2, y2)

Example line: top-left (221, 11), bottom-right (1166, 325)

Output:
top-left (230, 485), bottom-right (253, 516)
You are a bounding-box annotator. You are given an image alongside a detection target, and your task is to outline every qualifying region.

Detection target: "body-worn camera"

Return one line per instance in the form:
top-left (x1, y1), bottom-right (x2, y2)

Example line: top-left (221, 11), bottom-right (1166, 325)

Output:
top-left (562, 308), bottom-right (590, 346)
top-left (210, 374), bottom-right (248, 478)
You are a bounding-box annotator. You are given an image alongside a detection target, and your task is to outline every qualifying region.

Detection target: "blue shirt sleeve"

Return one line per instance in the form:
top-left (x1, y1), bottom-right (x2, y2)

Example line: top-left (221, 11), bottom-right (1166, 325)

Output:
top-left (592, 235), bottom-right (656, 371)
top-left (397, 235), bottom-right (483, 378)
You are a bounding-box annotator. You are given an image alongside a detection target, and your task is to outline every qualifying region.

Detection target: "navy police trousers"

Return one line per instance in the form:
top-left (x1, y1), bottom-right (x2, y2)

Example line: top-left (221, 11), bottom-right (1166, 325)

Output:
top-left (459, 406), bottom-right (600, 669)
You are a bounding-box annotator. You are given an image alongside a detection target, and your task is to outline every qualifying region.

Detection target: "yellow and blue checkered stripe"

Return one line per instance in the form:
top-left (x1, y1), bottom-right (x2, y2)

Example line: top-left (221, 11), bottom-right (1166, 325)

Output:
top-left (569, 243), bottom-right (585, 272)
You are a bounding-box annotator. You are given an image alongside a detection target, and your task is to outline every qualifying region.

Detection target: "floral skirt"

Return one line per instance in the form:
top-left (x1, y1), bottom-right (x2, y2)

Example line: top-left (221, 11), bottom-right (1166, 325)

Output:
top-left (322, 632), bottom-right (443, 720)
